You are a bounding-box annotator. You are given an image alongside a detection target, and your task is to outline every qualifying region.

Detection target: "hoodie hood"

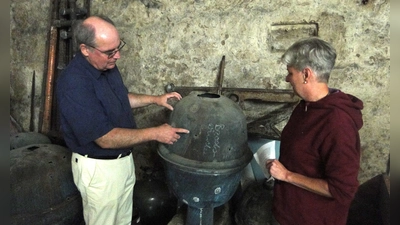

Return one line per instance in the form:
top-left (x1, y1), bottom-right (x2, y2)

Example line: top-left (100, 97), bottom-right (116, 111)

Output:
top-left (301, 89), bottom-right (364, 130)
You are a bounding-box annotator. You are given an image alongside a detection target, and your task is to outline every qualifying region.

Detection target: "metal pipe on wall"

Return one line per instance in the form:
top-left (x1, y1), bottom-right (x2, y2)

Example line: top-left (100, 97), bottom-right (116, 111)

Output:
top-left (41, 0), bottom-right (89, 136)
top-left (41, 25), bottom-right (58, 135)
top-left (40, 0), bottom-right (59, 135)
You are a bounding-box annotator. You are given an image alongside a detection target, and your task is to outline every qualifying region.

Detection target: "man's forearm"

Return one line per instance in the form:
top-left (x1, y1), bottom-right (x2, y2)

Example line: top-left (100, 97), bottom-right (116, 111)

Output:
top-left (95, 127), bottom-right (157, 149)
top-left (128, 93), bottom-right (157, 108)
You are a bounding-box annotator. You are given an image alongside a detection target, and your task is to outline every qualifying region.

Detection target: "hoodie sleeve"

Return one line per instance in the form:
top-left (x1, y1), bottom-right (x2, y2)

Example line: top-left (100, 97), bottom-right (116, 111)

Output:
top-left (320, 109), bottom-right (362, 205)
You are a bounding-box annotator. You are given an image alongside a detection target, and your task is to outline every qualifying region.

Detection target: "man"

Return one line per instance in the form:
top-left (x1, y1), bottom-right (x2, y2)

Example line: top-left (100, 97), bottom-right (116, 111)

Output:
top-left (56, 15), bottom-right (189, 225)
top-left (266, 37), bottom-right (363, 225)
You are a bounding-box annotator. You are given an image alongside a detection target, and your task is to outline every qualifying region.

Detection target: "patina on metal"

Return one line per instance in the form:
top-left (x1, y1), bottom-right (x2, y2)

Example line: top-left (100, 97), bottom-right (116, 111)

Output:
top-left (165, 84), bottom-right (299, 140)
top-left (10, 132), bottom-right (52, 150)
top-left (158, 92), bottom-right (253, 225)
top-left (10, 144), bottom-right (83, 225)
top-left (165, 56), bottom-right (300, 141)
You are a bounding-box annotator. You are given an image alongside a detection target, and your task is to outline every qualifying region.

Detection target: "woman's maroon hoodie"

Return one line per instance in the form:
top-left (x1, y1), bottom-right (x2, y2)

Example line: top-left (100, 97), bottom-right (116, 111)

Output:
top-left (273, 89), bottom-right (364, 225)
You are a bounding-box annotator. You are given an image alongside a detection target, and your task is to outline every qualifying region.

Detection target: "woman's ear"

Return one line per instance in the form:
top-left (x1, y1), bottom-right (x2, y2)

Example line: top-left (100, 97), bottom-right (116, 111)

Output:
top-left (304, 67), bottom-right (315, 80)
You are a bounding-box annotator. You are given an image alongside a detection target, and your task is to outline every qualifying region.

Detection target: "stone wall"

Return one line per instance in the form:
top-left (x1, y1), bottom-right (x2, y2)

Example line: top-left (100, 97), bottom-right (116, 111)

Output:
top-left (10, 0), bottom-right (390, 183)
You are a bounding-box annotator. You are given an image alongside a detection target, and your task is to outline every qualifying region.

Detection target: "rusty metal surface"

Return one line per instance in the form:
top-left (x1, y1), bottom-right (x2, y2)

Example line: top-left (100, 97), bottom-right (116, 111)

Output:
top-left (166, 84), bottom-right (298, 104)
top-left (246, 101), bottom-right (297, 140)
top-left (41, 26), bottom-right (58, 135)
top-left (41, 0), bottom-right (89, 137)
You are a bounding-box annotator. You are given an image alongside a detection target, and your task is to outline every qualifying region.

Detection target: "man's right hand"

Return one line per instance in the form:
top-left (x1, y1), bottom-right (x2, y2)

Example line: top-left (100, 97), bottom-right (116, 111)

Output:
top-left (156, 123), bottom-right (189, 145)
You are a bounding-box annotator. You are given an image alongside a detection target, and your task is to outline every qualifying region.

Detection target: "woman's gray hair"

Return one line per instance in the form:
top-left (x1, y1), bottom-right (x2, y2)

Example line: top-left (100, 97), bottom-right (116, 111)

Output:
top-left (281, 37), bottom-right (337, 83)
top-left (72, 15), bottom-right (115, 52)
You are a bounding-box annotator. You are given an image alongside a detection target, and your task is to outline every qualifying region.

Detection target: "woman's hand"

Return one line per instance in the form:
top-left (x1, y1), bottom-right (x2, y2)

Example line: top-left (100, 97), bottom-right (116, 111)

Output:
top-left (266, 159), bottom-right (290, 182)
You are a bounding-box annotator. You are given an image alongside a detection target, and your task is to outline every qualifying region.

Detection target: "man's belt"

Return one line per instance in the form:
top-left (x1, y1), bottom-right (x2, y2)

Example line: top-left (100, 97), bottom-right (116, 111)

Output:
top-left (78, 151), bottom-right (131, 160)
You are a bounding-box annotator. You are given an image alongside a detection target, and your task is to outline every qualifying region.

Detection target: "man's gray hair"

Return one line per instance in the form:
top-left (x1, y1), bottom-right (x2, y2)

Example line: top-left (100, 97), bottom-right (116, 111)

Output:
top-left (72, 15), bottom-right (115, 52)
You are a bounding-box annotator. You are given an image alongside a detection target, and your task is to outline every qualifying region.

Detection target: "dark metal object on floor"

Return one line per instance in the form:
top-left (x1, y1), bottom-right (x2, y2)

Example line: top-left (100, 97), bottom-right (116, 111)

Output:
top-left (133, 179), bottom-right (178, 225)
top-left (10, 144), bottom-right (83, 225)
top-left (234, 182), bottom-right (274, 225)
top-left (158, 93), bottom-right (253, 225)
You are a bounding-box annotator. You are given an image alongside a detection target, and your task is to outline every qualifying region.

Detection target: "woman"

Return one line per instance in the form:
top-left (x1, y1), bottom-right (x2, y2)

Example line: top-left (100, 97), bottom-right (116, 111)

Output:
top-left (266, 37), bottom-right (363, 225)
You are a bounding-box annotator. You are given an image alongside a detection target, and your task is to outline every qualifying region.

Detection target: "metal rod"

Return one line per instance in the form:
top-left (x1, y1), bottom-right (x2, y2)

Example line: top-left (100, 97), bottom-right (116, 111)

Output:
top-left (30, 71), bottom-right (35, 131)
top-left (217, 55), bottom-right (225, 95)
top-left (186, 206), bottom-right (214, 225)
top-left (10, 115), bottom-right (24, 133)
top-left (41, 26), bottom-right (58, 134)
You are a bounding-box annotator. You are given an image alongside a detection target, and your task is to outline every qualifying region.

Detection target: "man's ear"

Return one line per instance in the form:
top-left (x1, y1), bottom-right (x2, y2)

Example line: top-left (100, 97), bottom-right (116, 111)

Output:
top-left (80, 44), bottom-right (90, 57)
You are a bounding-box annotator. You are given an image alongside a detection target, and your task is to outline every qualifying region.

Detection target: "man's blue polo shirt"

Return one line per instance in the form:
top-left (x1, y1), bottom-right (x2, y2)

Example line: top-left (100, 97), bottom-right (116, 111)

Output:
top-left (56, 52), bottom-right (136, 157)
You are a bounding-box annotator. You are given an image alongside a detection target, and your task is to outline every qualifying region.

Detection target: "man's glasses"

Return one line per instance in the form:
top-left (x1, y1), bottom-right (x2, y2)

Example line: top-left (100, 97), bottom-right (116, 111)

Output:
top-left (86, 40), bottom-right (126, 59)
